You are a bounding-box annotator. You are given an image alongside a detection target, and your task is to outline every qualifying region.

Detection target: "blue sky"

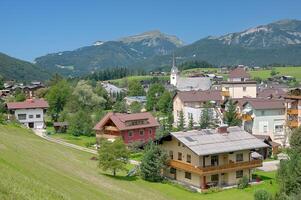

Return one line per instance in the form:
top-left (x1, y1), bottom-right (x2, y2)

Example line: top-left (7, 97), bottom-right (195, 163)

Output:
top-left (1, 0), bottom-right (301, 61)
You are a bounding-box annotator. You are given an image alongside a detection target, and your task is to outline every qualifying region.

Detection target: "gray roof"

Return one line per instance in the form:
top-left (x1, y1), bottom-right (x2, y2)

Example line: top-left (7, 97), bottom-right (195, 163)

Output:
top-left (176, 77), bottom-right (211, 91)
top-left (171, 126), bottom-right (268, 156)
top-left (101, 83), bottom-right (124, 94)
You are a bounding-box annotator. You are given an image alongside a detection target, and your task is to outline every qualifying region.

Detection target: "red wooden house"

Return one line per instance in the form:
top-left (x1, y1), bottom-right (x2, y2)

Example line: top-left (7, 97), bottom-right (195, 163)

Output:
top-left (93, 112), bottom-right (159, 145)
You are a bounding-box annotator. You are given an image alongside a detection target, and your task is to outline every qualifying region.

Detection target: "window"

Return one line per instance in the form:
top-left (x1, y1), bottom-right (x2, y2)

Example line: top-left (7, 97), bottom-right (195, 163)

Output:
top-left (236, 153), bottom-right (243, 162)
top-left (36, 114), bottom-right (41, 118)
top-left (128, 131), bottom-right (133, 137)
top-left (186, 154), bottom-right (191, 163)
top-left (170, 168), bottom-right (176, 174)
top-left (185, 172), bottom-right (191, 179)
top-left (261, 111), bottom-right (265, 116)
top-left (149, 129), bottom-right (152, 135)
top-left (178, 152), bottom-right (182, 161)
top-left (139, 130), bottom-right (144, 136)
top-left (211, 174), bottom-right (219, 182)
top-left (17, 114), bottom-right (26, 120)
top-left (169, 151), bottom-right (173, 159)
top-left (178, 142), bottom-right (181, 146)
top-left (211, 155), bottom-right (219, 166)
top-left (29, 115), bottom-right (34, 119)
top-left (263, 125), bottom-right (268, 133)
top-left (243, 87), bottom-right (246, 92)
top-left (275, 125), bottom-right (284, 133)
top-left (188, 112), bottom-right (193, 118)
top-left (236, 170), bottom-right (243, 178)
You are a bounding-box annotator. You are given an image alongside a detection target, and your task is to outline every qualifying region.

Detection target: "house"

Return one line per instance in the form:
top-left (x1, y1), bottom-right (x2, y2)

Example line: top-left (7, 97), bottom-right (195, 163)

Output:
top-left (53, 122), bottom-right (69, 133)
top-left (173, 90), bottom-right (225, 128)
top-left (241, 98), bottom-right (286, 145)
top-left (161, 126), bottom-right (268, 189)
top-left (6, 98), bottom-right (49, 129)
top-left (93, 112), bottom-right (159, 145)
top-left (284, 88), bottom-right (301, 129)
top-left (124, 96), bottom-right (147, 106)
top-left (170, 57), bottom-right (211, 91)
top-left (221, 67), bottom-right (257, 99)
top-left (12, 82), bottom-right (45, 98)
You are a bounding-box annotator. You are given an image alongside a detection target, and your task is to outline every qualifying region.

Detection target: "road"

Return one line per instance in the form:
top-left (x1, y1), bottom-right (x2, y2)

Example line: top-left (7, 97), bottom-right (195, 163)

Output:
top-left (33, 129), bottom-right (140, 165)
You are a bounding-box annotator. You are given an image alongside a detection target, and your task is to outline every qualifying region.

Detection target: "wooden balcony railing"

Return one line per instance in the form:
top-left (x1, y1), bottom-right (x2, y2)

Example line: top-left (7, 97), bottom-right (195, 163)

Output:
top-left (288, 120), bottom-right (299, 128)
top-left (287, 109), bottom-right (299, 115)
top-left (169, 159), bottom-right (262, 176)
top-left (104, 126), bottom-right (119, 132)
top-left (221, 91), bottom-right (230, 97)
top-left (242, 114), bottom-right (252, 121)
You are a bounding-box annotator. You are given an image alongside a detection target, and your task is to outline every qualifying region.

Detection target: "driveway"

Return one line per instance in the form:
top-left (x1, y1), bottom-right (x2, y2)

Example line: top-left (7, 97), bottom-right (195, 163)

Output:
top-left (32, 129), bottom-right (140, 165)
top-left (258, 160), bottom-right (280, 171)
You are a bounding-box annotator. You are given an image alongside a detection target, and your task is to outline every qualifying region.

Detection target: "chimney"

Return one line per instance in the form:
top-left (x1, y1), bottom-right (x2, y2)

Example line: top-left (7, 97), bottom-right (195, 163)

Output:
top-left (217, 124), bottom-right (228, 134)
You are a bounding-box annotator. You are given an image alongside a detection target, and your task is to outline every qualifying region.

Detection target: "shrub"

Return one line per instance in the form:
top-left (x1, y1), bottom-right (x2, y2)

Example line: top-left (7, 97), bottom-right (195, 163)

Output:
top-left (237, 176), bottom-right (249, 189)
top-left (254, 189), bottom-right (272, 200)
top-left (203, 187), bottom-right (222, 194)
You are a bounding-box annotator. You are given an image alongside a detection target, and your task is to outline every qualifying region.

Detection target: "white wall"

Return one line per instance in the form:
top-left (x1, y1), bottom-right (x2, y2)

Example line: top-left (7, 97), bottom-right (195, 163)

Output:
top-left (222, 83), bottom-right (257, 99)
top-left (14, 108), bottom-right (45, 129)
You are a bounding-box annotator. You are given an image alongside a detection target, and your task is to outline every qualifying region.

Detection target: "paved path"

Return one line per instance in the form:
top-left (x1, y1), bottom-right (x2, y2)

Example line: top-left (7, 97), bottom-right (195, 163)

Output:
top-left (33, 129), bottom-right (140, 165)
top-left (258, 160), bottom-right (280, 171)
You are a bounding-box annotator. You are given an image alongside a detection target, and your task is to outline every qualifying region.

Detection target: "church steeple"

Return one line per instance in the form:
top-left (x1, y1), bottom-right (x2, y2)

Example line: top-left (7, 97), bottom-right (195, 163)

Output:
top-left (170, 54), bottom-right (179, 86)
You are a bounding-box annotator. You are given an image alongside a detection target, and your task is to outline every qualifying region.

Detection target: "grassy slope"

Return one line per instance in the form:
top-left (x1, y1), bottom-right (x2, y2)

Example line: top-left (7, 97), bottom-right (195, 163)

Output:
top-left (0, 125), bottom-right (277, 200)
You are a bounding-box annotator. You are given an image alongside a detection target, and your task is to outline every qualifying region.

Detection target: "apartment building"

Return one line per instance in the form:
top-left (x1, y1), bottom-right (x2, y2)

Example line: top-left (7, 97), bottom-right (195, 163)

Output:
top-left (284, 88), bottom-right (301, 129)
top-left (161, 126), bottom-right (268, 189)
top-left (221, 67), bottom-right (257, 99)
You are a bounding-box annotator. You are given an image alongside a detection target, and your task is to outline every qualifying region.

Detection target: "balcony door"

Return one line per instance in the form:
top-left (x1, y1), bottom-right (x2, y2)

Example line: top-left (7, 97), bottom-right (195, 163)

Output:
top-left (211, 155), bottom-right (219, 166)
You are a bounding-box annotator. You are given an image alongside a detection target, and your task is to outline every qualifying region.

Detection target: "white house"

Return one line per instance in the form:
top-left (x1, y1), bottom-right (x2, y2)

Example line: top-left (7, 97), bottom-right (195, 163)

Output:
top-left (241, 98), bottom-right (286, 145)
top-left (7, 99), bottom-right (49, 129)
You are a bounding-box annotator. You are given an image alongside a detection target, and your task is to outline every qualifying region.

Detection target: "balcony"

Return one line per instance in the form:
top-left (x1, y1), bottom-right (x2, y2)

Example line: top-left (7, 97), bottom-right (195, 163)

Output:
top-left (287, 109), bottom-right (299, 115)
top-left (221, 91), bottom-right (230, 97)
top-left (242, 114), bottom-right (252, 121)
top-left (288, 120), bottom-right (298, 128)
top-left (104, 126), bottom-right (119, 132)
top-left (169, 159), bottom-right (262, 176)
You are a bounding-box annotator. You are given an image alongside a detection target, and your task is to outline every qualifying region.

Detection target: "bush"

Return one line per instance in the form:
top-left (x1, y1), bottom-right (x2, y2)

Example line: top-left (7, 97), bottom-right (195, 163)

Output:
top-left (254, 189), bottom-right (272, 200)
top-left (237, 176), bottom-right (249, 189)
top-left (203, 187), bottom-right (222, 194)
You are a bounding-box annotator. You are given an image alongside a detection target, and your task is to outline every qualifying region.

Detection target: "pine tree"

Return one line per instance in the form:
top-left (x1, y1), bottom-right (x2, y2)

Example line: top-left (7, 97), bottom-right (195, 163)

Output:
top-left (223, 99), bottom-right (241, 126)
top-left (199, 102), bottom-right (214, 129)
top-left (188, 114), bottom-right (194, 130)
top-left (177, 110), bottom-right (185, 131)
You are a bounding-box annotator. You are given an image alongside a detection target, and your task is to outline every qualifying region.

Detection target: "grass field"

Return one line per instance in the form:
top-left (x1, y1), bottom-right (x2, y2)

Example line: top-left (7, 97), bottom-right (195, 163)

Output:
top-left (0, 125), bottom-right (278, 200)
top-left (182, 66), bottom-right (301, 82)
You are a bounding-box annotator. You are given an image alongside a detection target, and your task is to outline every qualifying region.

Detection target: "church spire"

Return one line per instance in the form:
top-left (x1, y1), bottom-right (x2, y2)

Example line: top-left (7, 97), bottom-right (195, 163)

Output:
top-left (172, 53), bottom-right (176, 67)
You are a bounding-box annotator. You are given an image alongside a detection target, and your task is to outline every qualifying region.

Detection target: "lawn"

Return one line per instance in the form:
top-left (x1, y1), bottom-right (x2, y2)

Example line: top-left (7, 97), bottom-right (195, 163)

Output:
top-left (0, 124), bottom-right (278, 200)
top-left (50, 133), bottom-right (96, 148)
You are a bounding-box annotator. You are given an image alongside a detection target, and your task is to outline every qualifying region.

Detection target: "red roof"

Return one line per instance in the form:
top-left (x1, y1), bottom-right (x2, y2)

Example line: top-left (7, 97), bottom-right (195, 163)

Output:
top-left (175, 90), bottom-right (223, 103)
top-left (7, 99), bottom-right (49, 110)
top-left (229, 67), bottom-right (250, 79)
top-left (93, 112), bottom-right (159, 131)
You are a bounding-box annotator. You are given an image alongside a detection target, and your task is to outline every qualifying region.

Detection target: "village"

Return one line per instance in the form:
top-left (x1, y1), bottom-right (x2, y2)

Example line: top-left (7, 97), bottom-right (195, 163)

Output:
top-left (1, 59), bottom-right (301, 199)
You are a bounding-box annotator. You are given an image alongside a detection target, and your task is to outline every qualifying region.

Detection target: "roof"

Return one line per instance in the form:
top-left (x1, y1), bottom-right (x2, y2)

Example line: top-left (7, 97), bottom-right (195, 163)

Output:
top-left (93, 112), bottom-right (159, 131)
top-left (53, 122), bottom-right (69, 127)
top-left (243, 98), bottom-right (285, 110)
top-left (175, 90), bottom-right (223, 103)
top-left (6, 99), bottom-right (49, 110)
top-left (221, 81), bottom-right (257, 84)
top-left (176, 77), bottom-right (211, 91)
top-left (125, 96), bottom-right (147, 102)
top-left (171, 126), bottom-right (268, 156)
top-left (229, 67), bottom-right (250, 79)
top-left (101, 82), bottom-right (124, 93)
top-left (257, 88), bottom-right (286, 99)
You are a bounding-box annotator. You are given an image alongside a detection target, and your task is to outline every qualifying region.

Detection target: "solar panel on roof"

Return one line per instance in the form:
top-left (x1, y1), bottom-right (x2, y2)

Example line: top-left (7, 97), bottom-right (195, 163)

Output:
top-left (185, 136), bottom-right (196, 142)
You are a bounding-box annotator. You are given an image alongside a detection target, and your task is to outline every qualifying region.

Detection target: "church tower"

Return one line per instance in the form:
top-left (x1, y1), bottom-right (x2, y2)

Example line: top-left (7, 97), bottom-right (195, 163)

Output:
top-left (170, 54), bottom-right (179, 86)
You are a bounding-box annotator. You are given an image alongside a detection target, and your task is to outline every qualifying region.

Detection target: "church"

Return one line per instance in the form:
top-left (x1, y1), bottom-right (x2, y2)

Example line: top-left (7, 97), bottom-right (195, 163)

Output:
top-left (170, 57), bottom-right (211, 91)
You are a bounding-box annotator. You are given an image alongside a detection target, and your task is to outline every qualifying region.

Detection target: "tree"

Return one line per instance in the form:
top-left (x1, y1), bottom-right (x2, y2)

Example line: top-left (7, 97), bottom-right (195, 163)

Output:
top-left (223, 100), bottom-right (241, 126)
top-left (254, 189), bottom-right (272, 200)
top-left (146, 83), bottom-right (165, 111)
top-left (199, 102), bottom-right (214, 129)
top-left (0, 75), bottom-right (4, 90)
top-left (35, 88), bottom-right (48, 98)
top-left (271, 68), bottom-right (277, 76)
top-left (68, 109), bottom-right (93, 136)
top-left (48, 73), bottom-right (63, 86)
top-left (14, 88), bottom-right (26, 102)
top-left (158, 90), bottom-right (172, 113)
top-left (113, 101), bottom-right (127, 113)
top-left (73, 80), bottom-right (106, 110)
top-left (129, 102), bottom-right (142, 113)
top-left (188, 114), bottom-right (194, 130)
top-left (127, 80), bottom-right (145, 96)
top-left (177, 110), bottom-right (185, 131)
top-left (289, 127), bottom-right (301, 153)
top-left (46, 80), bottom-right (71, 121)
top-left (98, 138), bottom-right (129, 176)
top-left (140, 143), bottom-right (168, 182)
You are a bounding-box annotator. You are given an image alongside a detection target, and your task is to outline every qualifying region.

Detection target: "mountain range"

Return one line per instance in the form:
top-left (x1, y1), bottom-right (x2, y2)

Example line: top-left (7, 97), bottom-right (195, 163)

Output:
top-left (2, 19), bottom-right (301, 80)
